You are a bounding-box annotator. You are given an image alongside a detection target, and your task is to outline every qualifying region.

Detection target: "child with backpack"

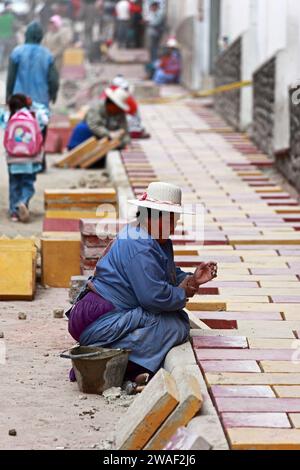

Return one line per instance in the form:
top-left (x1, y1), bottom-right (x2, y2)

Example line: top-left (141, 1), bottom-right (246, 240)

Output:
top-left (1, 94), bottom-right (49, 223)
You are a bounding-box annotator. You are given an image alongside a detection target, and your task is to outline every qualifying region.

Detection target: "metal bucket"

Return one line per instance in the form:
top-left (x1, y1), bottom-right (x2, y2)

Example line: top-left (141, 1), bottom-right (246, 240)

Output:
top-left (60, 346), bottom-right (130, 394)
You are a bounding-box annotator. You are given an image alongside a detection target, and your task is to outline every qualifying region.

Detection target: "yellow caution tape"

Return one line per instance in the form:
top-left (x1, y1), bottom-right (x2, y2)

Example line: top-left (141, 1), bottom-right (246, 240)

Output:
top-left (193, 80), bottom-right (252, 98)
top-left (139, 80), bottom-right (252, 104)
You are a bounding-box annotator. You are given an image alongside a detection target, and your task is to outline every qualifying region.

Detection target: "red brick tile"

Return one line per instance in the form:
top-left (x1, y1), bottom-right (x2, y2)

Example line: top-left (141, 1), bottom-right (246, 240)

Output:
top-left (200, 360), bottom-right (260, 373)
top-left (215, 397), bottom-right (300, 413)
top-left (195, 349), bottom-right (294, 361)
top-left (192, 336), bottom-right (248, 349)
top-left (221, 413), bottom-right (290, 429)
top-left (199, 319), bottom-right (237, 329)
top-left (211, 385), bottom-right (275, 398)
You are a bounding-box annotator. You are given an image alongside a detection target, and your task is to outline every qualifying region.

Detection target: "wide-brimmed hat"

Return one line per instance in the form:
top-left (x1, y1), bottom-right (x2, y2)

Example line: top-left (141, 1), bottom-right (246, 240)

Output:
top-left (128, 182), bottom-right (195, 214)
top-left (105, 87), bottom-right (130, 112)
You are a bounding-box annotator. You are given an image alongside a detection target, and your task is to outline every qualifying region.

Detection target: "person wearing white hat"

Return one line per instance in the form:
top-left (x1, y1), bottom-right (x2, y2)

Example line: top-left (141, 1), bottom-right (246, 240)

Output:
top-left (68, 182), bottom-right (218, 391)
top-left (43, 15), bottom-right (72, 71)
top-left (153, 36), bottom-right (181, 85)
top-left (67, 87), bottom-right (131, 152)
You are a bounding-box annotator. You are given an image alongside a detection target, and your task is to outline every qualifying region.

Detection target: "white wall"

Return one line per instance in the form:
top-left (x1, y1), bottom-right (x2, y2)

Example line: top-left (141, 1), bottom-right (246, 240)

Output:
top-left (220, 0), bottom-right (251, 42)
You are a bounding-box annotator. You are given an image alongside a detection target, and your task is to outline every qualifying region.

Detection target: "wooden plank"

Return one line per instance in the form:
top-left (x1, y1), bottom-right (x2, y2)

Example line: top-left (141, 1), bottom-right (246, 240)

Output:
top-left (55, 137), bottom-right (99, 168)
top-left (79, 136), bottom-right (122, 169)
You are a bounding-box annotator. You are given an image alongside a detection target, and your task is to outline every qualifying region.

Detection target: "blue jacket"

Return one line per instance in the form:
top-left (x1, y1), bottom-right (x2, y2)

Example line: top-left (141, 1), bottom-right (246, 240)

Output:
top-left (6, 21), bottom-right (59, 106)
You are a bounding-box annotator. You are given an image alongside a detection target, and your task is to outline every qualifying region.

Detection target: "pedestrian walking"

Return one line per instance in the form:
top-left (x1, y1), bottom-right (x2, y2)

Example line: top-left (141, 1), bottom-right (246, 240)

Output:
top-left (115, 0), bottom-right (130, 48)
top-left (128, 0), bottom-right (143, 48)
top-left (43, 15), bottom-right (73, 71)
top-left (0, 1), bottom-right (17, 70)
top-left (145, 0), bottom-right (165, 65)
top-left (6, 21), bottom-right (59, 107)
top-left (1, 94), bottom-right (49, 223)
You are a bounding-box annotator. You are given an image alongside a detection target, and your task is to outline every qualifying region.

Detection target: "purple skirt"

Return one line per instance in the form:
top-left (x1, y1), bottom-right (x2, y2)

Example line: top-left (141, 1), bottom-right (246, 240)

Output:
top-left (68, 292), bottom-right (115, 342)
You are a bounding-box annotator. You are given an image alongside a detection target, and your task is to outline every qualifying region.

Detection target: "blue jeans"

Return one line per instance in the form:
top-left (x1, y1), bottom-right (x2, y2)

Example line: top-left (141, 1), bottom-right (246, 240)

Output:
top-left (9, 173), bottom-right (36, 215)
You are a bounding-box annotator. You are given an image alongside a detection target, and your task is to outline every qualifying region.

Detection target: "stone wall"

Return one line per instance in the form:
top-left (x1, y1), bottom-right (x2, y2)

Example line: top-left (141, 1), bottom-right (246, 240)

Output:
top-left (214, 37), bottom-right (241, 129)
top-left (252, 56), bottom-right (276, 155)
top-left (276, 86), bottom-right (300, 192)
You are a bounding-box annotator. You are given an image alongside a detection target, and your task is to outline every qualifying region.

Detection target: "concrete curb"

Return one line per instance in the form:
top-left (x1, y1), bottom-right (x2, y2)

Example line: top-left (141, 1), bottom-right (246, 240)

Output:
top-left (163, 341), bottom-right (229, 450)
top-left (106, 151), bottom-right (134, 219)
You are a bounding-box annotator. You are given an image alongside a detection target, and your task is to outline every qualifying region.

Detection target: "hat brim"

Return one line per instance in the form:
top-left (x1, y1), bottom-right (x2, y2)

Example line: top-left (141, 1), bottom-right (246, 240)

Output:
top-left (128, 199), bottom-right (195, 215)
top-left (105, 88), bottom-right (129, 112)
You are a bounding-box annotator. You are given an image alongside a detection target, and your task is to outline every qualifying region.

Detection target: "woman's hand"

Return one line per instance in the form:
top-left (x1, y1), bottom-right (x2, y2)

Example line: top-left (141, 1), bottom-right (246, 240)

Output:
top-left (193, 262), bottom-right (218, 286)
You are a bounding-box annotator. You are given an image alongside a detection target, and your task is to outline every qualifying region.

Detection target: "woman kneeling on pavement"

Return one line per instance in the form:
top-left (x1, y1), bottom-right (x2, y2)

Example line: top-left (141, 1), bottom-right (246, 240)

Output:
top-left (67, 87), bottom-right (131, 151)
top-left (66, 182), bottom-right (218, 391)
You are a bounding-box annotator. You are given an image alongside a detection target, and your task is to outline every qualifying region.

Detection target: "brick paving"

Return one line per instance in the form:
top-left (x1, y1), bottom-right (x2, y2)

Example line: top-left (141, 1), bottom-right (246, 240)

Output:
top-left (122, 97), bottom-right (300, 449)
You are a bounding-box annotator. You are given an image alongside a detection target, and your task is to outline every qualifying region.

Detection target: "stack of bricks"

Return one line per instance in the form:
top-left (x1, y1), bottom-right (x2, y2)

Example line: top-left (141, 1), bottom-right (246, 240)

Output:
top-left (0, 239), bottom-right (37, 300)
top-left (44, 188), bottom-right (117, 221)
top-left (41, 188), bottom-right (118, 287)
top-left (80, 218), bottom-right (126, 275)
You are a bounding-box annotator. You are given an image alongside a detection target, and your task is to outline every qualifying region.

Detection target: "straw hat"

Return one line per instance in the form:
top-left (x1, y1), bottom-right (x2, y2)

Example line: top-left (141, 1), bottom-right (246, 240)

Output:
top-left (105, 87), bottom-right (130, 112)
top-left (129, 182), bottom-right (194, 214)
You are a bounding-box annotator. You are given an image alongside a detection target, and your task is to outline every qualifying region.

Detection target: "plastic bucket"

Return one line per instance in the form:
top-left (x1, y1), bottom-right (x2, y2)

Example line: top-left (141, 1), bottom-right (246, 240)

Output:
top-left (61, 346), bottom-right (130, 394)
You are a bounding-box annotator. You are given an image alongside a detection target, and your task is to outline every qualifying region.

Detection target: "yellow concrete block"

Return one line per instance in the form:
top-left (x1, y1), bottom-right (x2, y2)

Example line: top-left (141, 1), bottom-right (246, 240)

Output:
top-left (274, 386), bottom-right (300, 398)
top-left (41, 237), bottom-right (81, 288)
top-left (45, 188), bottom-right (117, 203)
top-left (45, 210), bottom-right (116, 219)
top-left (42, 232), bottom-right (81, 240)
top-left (260, 361), bottom-right (300, 373)
top-left (144, 370), bottom-right (202, 450)
top-left (0, 246), bottom-right (36, 299)
top-left (116, 369), bottom-right (179, 450)
top-left (63, 47), bottom-right (84, 66)
top-left (228, 428), bottom-right (300, 450)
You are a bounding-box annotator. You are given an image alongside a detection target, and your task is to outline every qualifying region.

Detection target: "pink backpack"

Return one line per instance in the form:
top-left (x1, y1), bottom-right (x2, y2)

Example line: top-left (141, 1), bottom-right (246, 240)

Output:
top-left (4, 109), bottom-right (43, 158)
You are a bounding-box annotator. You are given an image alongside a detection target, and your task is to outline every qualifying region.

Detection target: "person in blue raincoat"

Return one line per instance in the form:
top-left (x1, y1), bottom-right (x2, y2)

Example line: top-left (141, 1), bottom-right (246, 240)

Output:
top-left (67, 182), bottom-right (218, 391)
top-left (6, 21), bottom-right (59, 107)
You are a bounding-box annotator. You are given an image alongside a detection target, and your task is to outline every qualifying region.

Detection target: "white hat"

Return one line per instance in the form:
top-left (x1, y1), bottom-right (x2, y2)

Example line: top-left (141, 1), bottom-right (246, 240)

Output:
top-left (166, 37), bottom-right (179, 48)
top-left (112, 75), bottom-right (130, 91)
top-left (129, 182), bottom-right (194, 214)
top-left (105, 87), bottom-right (130, 112)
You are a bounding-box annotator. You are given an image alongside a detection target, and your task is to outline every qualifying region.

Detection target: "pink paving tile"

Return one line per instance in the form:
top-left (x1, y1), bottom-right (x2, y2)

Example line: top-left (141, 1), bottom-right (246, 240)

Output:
top-left (192, 336), bottom-right (248, 349)
top-left (211, 385), bottom-right (275, 398)
top-left (193, 312), bottom-right (282, 321)
top-left (195, 349), bottom-right (295, 361)
top-left (215, 397), bottom-right (300, 413)
top-left (250, 269), bottom-right (291, 275)
top-left (205, 281), bottom-right (259, 288)
top-left (221, 413), bottom-right (290, 429)
top-left (43, 218), bottom-right (80, 232)
top-left (200, 360), bottom-right (260, 373)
